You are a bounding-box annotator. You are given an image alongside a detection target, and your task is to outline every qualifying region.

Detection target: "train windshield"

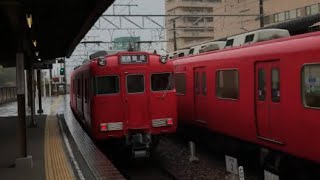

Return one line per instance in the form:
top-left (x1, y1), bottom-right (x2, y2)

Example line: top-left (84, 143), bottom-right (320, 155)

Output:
top-left (127, 74), bottom-right (145, 93)
top-left (151, 73), bottom-right (173, 91)
top-left (95, 76), bottom-right (119, 94)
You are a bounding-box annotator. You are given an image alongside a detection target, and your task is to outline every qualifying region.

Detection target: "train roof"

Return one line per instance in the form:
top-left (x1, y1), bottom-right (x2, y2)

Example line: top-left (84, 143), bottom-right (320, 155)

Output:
top-left (172, 31), bottom-right (320, 64)
top-left (72, 51), bottom-right (171, 73)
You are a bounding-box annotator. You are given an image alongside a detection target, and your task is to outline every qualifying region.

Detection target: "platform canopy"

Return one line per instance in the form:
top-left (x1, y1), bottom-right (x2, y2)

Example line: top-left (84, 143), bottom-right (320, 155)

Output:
top-left (0, 0), bottom-right (115, 67)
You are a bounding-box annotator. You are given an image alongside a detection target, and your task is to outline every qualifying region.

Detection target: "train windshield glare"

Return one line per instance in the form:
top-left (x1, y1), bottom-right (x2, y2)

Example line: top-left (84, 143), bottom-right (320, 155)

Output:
top-left (151, 73), bottom-right (173, 91)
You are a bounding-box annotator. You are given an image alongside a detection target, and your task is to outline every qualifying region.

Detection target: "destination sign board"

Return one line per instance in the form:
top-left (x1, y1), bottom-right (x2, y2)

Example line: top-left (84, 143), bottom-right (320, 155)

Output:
top-left (120, 54), bottom-right (148, 64)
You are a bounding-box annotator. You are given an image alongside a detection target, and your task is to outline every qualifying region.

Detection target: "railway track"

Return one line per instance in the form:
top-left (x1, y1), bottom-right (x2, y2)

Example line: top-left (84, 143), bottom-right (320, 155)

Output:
top-left (97, 141), bottom-right (178, 180)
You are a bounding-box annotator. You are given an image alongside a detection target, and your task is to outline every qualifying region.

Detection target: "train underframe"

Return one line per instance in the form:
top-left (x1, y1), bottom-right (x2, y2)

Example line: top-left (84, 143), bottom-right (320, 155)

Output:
top-left (125, 132), bottom-right (159, 158)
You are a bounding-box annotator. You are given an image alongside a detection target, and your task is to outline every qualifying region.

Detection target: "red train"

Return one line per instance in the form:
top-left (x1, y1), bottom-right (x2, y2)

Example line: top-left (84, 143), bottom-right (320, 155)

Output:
top-left (70, 51), bottom-right (177, 157)
top-left (172, 31), bottom-right (320, 166)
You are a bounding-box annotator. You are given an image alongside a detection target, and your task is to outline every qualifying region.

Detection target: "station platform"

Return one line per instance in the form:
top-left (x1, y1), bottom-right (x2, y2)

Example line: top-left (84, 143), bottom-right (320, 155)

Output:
top-left (0, 96), bottom-right (124, 180)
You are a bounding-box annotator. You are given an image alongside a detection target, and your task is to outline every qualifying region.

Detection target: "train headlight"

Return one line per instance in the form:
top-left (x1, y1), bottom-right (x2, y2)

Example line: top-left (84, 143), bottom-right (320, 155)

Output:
top-left (160, 55), bottom-right (168, 64)
top-left (98, 57), bottom-right (106, 66)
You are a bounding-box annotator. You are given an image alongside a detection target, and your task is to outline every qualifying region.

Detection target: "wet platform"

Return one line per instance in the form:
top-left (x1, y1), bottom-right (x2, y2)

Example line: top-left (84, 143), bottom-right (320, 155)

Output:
top-left (0, 96), bottom-right (124, 180)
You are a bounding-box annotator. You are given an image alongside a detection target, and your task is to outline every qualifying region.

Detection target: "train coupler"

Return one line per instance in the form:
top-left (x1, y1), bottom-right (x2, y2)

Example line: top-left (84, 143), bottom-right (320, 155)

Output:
top-left (126, 133), bottom-right (152, 158)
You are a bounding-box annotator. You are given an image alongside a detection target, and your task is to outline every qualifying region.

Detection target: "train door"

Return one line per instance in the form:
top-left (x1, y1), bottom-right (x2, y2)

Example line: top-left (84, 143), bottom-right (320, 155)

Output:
top-left (123, 70), bottom-right (149, 129)
top-left (194, 67), bottom-right (208, 125)
top-left (255, 61), bottom-right (283, 143)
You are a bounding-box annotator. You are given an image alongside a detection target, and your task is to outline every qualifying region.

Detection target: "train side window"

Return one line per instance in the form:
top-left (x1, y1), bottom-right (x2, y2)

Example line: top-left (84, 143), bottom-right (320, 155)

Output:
top-left (84, 78), bottom-right (87, 101)
top-left (216, 70), bottom-right (239, 99)
top-left (245, 34), bottom-right (254, 43)
top-left (174, 73), bottom-right (186, 95)
top-left (151, 73), bottom-right (173, 91)
top-left (202, 72), bottom-right (206, 96)
top-left (127, 74), bottom-right (144, 93)
top-left (271, 68), bottom-right (280, 102)
top-left (302, 64), bottom-right (320, 108)
top-left (258, 69), bottom-right (266, 101)
top-left (95, 76), bottom-right (119, 94)
top-left (77, 78), bottom-right (81, 97)
top-left (195, 72), bottom-right (200, 95)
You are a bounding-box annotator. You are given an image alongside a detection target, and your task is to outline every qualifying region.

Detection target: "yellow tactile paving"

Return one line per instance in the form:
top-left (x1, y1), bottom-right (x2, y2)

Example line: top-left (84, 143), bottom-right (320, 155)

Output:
top-left (45, 96), bottom-right (75, 180)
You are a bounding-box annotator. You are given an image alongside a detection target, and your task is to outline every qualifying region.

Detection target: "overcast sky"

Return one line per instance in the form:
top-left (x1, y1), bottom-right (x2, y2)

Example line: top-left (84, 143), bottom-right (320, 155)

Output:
top-left (60, 0), bottom-right (166, 83)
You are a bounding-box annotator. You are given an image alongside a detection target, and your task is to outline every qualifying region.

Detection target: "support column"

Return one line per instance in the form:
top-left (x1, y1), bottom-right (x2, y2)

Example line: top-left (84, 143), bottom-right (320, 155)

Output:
top-left (27, 69), bottom-right (32, 107)
top-left (30, 66), bottom-right (37, 127)
top-left (16, 52), bottom-right (27, 158)
top-left (63, 58), bottom-right (67, 94)
top-left (49, 69), bottom-right (52, 97)
top-left (43, 75), bottom-right (46, 98)
top-left (37, 70), bottom-right (43, 114)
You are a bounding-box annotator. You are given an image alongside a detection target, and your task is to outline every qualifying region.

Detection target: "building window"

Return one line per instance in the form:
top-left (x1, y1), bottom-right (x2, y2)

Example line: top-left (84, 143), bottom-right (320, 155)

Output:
top-left (297, 8), bottom-right (301, 17)
top-left (127, 74), bottom-right (144, 93)
top-left (95, 76), bottom-right (119, 94)
top-left (216, 70), bottom-right (239, 99)
top-left (289, 9), bottom-right (297, 19)
top-left (302, 64), bottom-right (320, 108)
top-left (306, 6), bottom-right (311, 15)
top-left (278, 12), bottom-right (285, 22)
top-left (151, 73), bottom-right (173, 91)
top-left (274, 13), bottom-right (279, 23)
top-left (285, 11), bottom-right (290, 20)
top-left (174, 73), bottom-right (186, 95)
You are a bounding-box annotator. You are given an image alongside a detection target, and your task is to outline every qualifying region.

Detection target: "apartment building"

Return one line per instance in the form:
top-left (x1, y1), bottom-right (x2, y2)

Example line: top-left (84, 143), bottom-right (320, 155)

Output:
top-left (165, 0), bottom-right (221, 52)
top-left (212, 0), bottom-right (320, 39)
top-left (165, 0), bottom-right (320, 51)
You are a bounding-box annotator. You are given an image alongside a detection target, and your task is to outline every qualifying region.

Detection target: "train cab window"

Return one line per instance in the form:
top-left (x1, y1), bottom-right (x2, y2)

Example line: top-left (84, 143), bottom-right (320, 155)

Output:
top-left (271, 68), bottom-right (280, 102)
top-left (174, 73), bottom-right (186, 95)
top-left (258, 69), bottom-right (266, 101)
top-left (202, 72), bottom-right (207, 96)
top-left (151, 73), bottom-right (173, 91)
top-left (127, 74), bottom-right (145, 93)
top-left (216, 70), bottom-right (239, 99)
top-left (95, 76), bottom-right (119, 94)
top-left (302, 64), bottom-right (320, 108)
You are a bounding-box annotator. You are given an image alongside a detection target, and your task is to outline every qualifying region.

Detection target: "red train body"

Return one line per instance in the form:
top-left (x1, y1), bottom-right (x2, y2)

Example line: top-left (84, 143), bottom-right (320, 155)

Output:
top-left (173, 31), bottom-right (320, 164)
top-left (70, 51), bottom-right (177, 157)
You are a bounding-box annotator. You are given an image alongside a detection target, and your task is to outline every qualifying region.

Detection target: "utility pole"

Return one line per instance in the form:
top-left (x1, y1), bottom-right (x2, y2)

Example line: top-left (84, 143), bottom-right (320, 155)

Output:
top-left (173, 20), bottom-right (177, 51)
top-left (259, 0), bottom-right (264, 27)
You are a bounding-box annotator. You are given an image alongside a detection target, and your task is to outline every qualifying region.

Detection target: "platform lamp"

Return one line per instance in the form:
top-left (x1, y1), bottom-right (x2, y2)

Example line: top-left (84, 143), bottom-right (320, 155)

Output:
top-left (26, 14), bottom-right (32, 28)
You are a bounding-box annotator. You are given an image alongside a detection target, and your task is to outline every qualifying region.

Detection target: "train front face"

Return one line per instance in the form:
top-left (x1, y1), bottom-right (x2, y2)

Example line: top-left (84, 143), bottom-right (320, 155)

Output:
top-left (91, 52), bottom-right (177, 157)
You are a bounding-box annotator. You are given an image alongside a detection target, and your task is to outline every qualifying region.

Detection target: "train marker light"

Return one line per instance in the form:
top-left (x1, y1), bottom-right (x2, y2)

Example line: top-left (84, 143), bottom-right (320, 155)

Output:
top-left (166, 118), bottom-right (173, 125)
top-left (98, 57), bottom-right (106, 66)
top-left (100, 123), bottom-right (108, 131)
top-left (26, 14), bottom-right (32, 28)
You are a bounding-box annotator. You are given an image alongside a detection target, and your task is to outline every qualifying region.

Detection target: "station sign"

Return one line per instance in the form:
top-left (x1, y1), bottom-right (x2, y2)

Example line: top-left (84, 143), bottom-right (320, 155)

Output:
top-left (120, 54), bottom-right (148, 64)
top-left (33, 62), bottom-right (53, 69)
